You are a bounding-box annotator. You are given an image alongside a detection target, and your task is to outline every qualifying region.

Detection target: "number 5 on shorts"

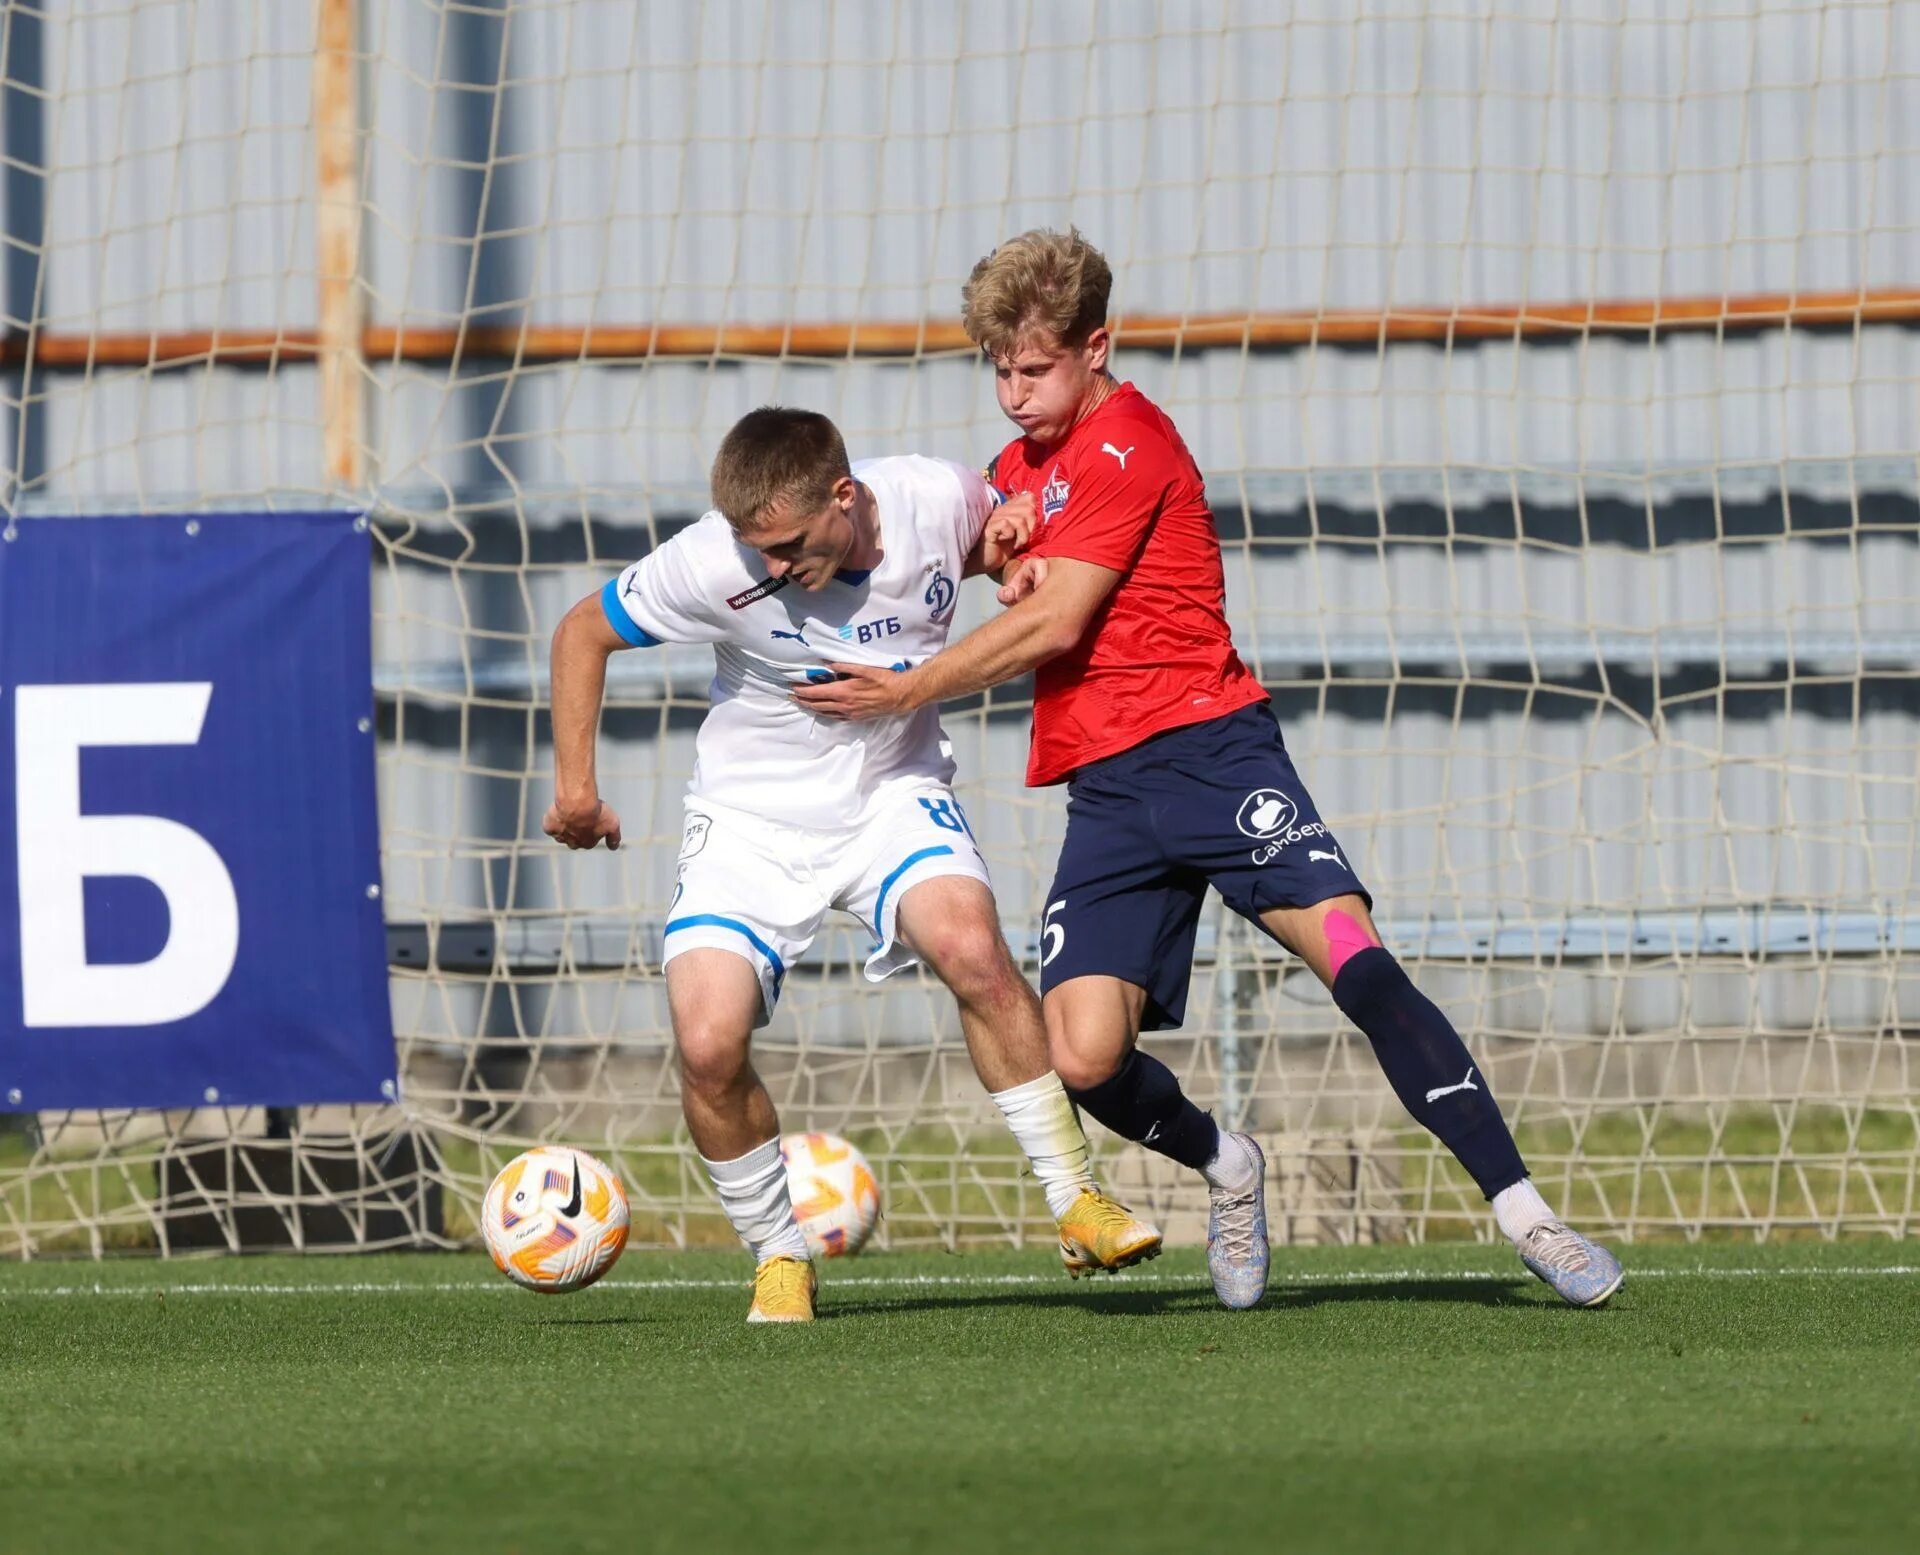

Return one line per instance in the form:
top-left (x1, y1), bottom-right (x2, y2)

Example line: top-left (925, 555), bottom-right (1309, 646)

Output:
top-left (1041, 899), bottom-right (1067, 967)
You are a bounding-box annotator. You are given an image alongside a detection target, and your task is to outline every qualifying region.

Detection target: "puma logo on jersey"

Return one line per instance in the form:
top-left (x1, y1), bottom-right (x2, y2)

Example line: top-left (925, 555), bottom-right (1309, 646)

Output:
top-left (769, 627), bottom-right (808, 643)
top-left (1101, 443), bottom-right (1135, 469)
top-left (1309, 847), bottom-right (1343, 868)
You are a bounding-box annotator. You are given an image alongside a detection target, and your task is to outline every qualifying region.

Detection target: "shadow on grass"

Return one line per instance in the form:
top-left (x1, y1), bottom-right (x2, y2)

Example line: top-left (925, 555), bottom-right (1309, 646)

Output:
top-left (821, 1273), bottom-right (1543, 1320)
top-left (535, 1314), bottom-right (655, 1327)
top-left (1266, 1276), bottom-right (1544, 1311)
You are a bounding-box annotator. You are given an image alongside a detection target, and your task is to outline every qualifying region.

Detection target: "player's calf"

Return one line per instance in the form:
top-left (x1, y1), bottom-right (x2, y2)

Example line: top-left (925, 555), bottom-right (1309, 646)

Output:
top-left (1065, 1045), bottom-right (1221, 1173)
top-left (897, 877), bottom-right (1042, 1084)
top-left (668, 952), bottom-right (814, 1316)
top-left (898, 880), bottom-right (1164, 1266)
top-left (1059, 1034), bottom-right (1267, 1305)
top-left (1328, 936), bottom-right (1530, 1200)
top-left (1326, 922), bottom-right (1623, 1304)
top-left (899, 882), bottom-right (1092, 1211)
top-left (1044, 981), bottom-right (1252, 1202)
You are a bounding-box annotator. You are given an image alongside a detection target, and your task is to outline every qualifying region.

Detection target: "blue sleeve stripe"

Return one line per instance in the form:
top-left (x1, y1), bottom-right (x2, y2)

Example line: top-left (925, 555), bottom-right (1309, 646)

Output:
top-left (600, 578), bottom-right (659, 647)
top-left (663, 913), bottom-right (787, 996)
top-left (873, 844), bottom-right (956, 929)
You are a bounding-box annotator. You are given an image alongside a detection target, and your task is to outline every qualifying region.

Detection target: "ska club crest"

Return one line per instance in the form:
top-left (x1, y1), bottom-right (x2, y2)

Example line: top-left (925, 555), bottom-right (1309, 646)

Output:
top-left (1040, 467), bottom-right (1070, 521)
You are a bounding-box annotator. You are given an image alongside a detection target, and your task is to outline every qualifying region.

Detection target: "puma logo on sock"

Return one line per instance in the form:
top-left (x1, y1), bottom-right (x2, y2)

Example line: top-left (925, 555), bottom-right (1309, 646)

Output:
top-left (1424, 1066), bottom-right (1479, 1104)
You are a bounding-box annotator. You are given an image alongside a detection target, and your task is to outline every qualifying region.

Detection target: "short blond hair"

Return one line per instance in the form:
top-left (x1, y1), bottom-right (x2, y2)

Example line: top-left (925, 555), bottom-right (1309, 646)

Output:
top-left (710, 406), bottom-right (850, 529)
top-left (961, 227), bottom-right (1112, 358)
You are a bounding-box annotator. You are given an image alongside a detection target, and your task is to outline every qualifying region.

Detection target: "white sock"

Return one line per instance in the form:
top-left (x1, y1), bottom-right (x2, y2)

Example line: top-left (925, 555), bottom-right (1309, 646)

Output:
top-left (1202, 1128), bottom-right (1260, 1194)
top-left (1492, 1178), bottom-right (1556, 1244)
top-left (703, 1137), bottom-right (811, 1264)
top-left (989, 1072), bottom-right (1096, 1221)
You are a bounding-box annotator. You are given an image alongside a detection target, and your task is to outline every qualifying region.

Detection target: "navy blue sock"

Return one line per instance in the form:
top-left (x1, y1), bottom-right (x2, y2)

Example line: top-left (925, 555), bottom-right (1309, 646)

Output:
top-left (1066, 1049), bottom-right (1221, 1171)
top-left (1331, 947), bottom-right (1527, 1199)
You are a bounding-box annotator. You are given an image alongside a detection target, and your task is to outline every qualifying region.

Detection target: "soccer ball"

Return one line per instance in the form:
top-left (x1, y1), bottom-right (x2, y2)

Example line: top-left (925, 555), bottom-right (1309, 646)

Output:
top-left (482, 1147), bottom-right (630, 1293)
top-left (781, 1131), bottom-right (881, 1257)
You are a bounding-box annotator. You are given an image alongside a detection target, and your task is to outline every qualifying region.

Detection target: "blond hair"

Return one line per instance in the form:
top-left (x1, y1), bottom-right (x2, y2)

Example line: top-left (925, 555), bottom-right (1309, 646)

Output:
top-left (961, 227), bottom-right (1113, 357)
top-left (709, 406), bottom-right (851, 529)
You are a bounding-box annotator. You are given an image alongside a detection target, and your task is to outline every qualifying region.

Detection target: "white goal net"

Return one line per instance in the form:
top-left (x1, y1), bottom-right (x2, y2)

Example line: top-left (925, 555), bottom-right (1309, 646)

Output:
top-left (3, 0), bottom-right (1917, 1255)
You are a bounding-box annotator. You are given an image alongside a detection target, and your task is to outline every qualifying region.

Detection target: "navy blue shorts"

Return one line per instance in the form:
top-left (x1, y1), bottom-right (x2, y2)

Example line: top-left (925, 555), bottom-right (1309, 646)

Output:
top-left (1039, 703), bottom-right (1370, 1030)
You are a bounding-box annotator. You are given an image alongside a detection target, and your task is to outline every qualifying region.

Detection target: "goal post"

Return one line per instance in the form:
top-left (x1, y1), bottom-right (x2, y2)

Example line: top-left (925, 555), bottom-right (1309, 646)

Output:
top-left (3, 0), bottom-right (1918, 1256)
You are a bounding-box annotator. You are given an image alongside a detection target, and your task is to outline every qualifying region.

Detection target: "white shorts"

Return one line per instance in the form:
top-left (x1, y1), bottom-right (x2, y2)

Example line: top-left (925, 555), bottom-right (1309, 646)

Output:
top-left (661, 784), bottom-right (993, 1027)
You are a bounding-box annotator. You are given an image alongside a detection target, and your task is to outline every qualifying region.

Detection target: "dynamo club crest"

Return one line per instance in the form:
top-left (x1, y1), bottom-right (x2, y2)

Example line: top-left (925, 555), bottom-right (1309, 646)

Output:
top-left (924, 566), bottom-right (956, 622)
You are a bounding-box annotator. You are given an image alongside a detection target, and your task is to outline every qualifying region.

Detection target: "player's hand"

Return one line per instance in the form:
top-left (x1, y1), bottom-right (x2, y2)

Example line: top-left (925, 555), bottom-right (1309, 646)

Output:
top-left (997, 553), bottom-right (1049, 606)
top-left (543, 794), bottom-right (623, 850)
top-left (791, 662), bottom-right (909, 722)
top-left (978, 490), bottom-right (1038, 575)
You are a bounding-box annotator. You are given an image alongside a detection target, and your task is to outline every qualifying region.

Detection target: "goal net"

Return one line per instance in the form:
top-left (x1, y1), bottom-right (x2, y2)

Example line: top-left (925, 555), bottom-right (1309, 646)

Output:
top-left (4, 0), bottom-right (1917, 1255)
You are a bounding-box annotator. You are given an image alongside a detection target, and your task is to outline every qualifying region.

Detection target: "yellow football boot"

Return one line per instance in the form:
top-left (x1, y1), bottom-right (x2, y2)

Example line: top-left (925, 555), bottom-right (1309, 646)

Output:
top-left (746, 1254), bottom-right (818, 1323)
top-left (1057, 1189), bottom-right (1163, 1278)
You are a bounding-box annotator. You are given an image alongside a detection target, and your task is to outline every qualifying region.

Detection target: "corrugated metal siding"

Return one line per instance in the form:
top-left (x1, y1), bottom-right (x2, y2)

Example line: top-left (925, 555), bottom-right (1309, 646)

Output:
top-left (14, 2), bottom-right (1918, 507)
top-left (13, 2), bottom-right (1920, 442)
top-left (5, 0), bottom-right (1917, 1031)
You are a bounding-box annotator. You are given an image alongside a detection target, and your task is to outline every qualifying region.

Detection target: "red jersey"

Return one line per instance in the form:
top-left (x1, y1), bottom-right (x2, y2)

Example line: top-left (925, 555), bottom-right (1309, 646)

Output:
top-left (989, 382), bottom-right (1267, 786)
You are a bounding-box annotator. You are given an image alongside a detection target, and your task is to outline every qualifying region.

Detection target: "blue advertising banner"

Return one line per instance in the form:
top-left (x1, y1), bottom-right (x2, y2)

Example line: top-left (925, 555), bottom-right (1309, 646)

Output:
top-left (0, 511), bottom-right (396, 1110)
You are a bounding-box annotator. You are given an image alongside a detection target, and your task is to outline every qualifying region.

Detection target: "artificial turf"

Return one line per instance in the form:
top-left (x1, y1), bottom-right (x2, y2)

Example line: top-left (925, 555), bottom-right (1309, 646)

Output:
top-left (2, 1241), bottom-right (1916, 1555)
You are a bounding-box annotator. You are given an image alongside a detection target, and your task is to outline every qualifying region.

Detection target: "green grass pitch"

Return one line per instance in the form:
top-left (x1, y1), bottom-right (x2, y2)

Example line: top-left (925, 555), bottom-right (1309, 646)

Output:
top-left (3, 1242), bottom-right (1916, 1555)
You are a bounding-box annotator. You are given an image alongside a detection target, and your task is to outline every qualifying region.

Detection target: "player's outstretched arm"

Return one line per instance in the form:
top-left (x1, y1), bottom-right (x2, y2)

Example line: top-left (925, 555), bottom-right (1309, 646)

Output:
top-left (543, 592), bottom-right (626, 851)
top-left (793, 555), bottom-right (1121, 722)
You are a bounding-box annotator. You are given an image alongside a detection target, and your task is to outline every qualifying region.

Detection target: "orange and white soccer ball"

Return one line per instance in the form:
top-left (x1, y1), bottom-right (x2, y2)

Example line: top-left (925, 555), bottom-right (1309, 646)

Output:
top-left (781, 1131), bottom-right (881, 1258)
top-left (481, 1147), bottom-right (630, 1293)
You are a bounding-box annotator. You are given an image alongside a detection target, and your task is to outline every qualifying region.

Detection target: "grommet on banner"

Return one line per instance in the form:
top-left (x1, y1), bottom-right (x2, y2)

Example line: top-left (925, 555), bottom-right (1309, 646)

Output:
top-left (366, 883), bottom-right (381, 899)
top-left (184, 519), bottom-right (200, 536)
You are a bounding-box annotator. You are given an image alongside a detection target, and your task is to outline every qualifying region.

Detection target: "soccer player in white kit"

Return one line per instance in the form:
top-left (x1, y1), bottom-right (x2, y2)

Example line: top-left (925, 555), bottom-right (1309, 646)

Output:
top-left (544, 407), bottom-right (1160, 1321)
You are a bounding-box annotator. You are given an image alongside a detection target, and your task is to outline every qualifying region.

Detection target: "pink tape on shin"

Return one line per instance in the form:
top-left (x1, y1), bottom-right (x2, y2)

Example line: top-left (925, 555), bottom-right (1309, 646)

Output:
top-left (1324, 907), bottom-right (1381, 981)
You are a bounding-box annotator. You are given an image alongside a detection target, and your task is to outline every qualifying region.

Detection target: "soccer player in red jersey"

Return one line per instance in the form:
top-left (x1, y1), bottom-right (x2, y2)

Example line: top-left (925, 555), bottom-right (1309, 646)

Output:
top-left (798, 229), bottom-right (1622, 1310)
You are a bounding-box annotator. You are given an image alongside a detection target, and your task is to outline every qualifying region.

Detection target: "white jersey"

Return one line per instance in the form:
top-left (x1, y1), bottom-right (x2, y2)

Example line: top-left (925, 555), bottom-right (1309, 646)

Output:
top-left (601, 455), bottom-right (996, 830)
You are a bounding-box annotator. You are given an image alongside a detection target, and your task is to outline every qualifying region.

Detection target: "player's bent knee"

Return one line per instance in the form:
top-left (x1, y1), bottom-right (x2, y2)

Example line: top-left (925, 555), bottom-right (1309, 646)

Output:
top-left (1051, 1048), bottom-right (1119, 1093)
top-left (940, 951), bottom-right (1029, 1019)
top-left (1046, 1021), bottom-right (1129, 1092)
top-left (1042, 978), bottom-right (1144, 1090)
top-left (911, 920), bottom-right (1023, 1004)
top-left (674, 1024), bottom-right (755, 1099)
